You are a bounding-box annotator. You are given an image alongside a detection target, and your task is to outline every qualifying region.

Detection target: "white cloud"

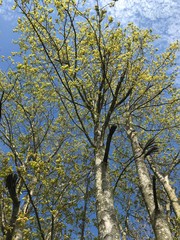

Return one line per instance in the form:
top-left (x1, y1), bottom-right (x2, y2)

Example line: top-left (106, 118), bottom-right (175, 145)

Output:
top-left (100, 0), bottom-right (180, 84)
top-left (1, 0), bottom-right (179, 43)
top-left (0, 0), bottom-right (179, 83)
top-left (0, 0), bottom-right (17, 21)
top-left (100, 0), bottom-right (180, 43)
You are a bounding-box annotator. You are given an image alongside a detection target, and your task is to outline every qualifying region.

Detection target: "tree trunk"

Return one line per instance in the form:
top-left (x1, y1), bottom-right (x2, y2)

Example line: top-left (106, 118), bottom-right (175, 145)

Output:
top-left (14, 230), bottom-right (23, 240)
top-left (126, 117), bottom-right (173, 240)
top-left (147, 156), bottom-right (180, 218)
top-left (95, 145), bottom-right (120, 239)
top-left (6, 200), bottom-right (20, 240)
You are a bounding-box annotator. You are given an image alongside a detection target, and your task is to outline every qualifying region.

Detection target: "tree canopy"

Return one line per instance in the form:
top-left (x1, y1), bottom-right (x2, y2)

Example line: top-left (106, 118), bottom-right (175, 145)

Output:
top-left (0, 0), bottom-right (179, 239)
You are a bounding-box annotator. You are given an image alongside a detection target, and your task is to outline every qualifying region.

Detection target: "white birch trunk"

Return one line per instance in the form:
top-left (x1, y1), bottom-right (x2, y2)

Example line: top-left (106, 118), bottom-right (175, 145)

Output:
top-left (14, 230), bottom-right (23, 240)
top-left (126, 117), bottom-right (173, 240)
top-left (95, 145), bottom-right (120, 239)
top-left (147, 156), bottom-right (180, 218)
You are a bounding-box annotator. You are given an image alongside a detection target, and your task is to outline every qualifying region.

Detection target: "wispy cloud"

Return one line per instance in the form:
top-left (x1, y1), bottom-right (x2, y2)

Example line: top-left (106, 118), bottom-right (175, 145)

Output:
top-left (0, 0), bottom-right (179, 83)
top-left (1, 0), bottom-right (179, 43)
top-left (101, 0), bottom-right (180, 43)
top-left (100, 0), bottom-right (180, 84)
top-left (0, 0), bottom-right (18, 21)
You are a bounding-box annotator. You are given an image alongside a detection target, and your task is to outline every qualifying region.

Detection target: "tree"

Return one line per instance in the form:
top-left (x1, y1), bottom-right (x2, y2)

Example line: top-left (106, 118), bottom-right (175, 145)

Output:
top-left (0, 0), bottom-right (179, 239)
top-left (0, 68), bottom-right (92, 239)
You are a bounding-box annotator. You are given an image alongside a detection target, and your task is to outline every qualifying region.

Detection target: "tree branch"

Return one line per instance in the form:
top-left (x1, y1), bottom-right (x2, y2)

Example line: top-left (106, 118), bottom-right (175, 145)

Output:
top-left (103, 125), bottom-right (117, 164)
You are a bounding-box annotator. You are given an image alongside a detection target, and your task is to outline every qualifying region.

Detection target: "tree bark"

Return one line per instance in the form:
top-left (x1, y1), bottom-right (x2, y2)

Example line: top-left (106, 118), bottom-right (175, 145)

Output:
top-left (126, 116), bottom-right (173, 240)
top-left (147, 156), bottom-right (180, 218)
top-left (14, 230), bottom-right (23, 240)
top-left (5, 174), bottom-right (20, 240)
top-left (94, 127), bottom-right (120, 240)
top-left (5, 199), bottom-right (20, 240)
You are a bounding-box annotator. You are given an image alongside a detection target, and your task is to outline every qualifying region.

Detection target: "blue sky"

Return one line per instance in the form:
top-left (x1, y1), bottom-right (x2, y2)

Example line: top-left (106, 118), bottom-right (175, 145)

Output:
top-left (0, 1), bottom-right (179, 238)
top-left (0, 0), bottom-right (179, 82)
